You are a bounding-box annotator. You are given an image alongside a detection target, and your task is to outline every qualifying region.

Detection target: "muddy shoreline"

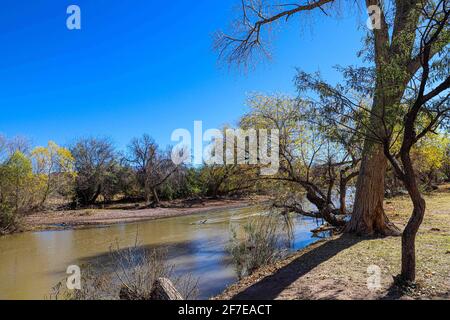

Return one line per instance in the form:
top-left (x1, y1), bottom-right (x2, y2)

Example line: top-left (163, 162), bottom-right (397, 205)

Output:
top-left (22, 196), bottom-right (268, 233)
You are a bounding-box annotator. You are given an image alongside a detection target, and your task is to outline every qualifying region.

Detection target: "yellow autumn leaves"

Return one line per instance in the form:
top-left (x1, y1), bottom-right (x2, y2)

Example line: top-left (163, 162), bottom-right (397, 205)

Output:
top-left (0, 141), bottom-right (76, 214)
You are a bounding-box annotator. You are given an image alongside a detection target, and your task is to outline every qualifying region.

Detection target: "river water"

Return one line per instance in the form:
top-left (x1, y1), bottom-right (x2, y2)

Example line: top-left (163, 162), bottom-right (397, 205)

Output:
top-left (0, 206), bottom-right (323, 299)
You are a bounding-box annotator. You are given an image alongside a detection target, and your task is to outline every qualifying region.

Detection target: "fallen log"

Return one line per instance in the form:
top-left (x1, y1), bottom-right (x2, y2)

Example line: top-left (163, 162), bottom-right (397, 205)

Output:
top-left (119, 277), bottom-right (184, 300)
top-left (150, 277), bottom-right (184, 300)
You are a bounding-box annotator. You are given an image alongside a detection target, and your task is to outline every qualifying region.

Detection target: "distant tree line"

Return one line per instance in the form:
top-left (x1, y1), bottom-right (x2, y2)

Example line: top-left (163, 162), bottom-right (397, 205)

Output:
top-left (0, 133), bottom-right (266, 233)
top-left (1, 96), bottom-right (448, 235)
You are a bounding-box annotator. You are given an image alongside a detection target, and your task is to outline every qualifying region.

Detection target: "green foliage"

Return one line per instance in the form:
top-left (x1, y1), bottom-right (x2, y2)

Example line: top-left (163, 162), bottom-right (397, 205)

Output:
top-left (159, 183), bottom-right (175, 201)
top-left (0, 204), bottom-right (21, 235)
top-left (3, 151), bottom-right (33, 181)
top-left (180, 168), bottom-right (204, 197)
top-left (0, 151), bottom-right (35, 213)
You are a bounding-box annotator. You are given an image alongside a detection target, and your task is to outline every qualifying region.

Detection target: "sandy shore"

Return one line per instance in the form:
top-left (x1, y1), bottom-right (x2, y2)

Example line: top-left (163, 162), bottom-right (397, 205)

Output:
top-left (23, 196), bottom-right (267, 232)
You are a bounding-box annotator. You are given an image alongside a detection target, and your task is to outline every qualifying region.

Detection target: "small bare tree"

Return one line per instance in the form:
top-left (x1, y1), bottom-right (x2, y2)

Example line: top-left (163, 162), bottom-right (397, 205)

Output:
top-left (70, 137), bottom-right (117, 206)
top-left (127, 134), bottom-right (179, 206)
top-left (49, 240), bottom-right (198, 300)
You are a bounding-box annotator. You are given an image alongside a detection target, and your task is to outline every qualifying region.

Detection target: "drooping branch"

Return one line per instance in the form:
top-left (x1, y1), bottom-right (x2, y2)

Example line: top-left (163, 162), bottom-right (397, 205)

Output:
top-left (215, 0), bottom-right (335, 66)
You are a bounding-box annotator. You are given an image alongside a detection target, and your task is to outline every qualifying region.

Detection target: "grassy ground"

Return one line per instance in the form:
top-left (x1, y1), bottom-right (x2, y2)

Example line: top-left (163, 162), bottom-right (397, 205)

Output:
top-left (215, 185), bottom-right (450, 300)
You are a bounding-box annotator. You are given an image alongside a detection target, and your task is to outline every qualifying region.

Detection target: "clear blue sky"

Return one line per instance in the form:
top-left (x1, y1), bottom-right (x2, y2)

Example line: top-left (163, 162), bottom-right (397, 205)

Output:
top-left (0, 0), bottom-right (367, 150)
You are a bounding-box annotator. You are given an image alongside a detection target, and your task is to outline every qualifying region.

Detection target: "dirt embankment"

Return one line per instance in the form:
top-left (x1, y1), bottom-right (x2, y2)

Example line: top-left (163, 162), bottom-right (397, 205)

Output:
top-left (215, 185), bottom-right (450, 300)
top-left (23, 196), bottom-right (267, 232)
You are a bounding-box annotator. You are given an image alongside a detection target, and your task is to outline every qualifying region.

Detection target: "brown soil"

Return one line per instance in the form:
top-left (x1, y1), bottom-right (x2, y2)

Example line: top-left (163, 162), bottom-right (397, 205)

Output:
top-left (23, 196), bottom-right (266, 232)
top-left (214, 185), bottom-right (450, 300)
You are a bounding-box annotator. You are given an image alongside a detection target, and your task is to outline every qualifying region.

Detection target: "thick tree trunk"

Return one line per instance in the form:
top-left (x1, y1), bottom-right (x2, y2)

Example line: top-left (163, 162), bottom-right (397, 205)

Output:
top-left (345, 0), bottom-right (420, 236)
top-left (346, 143), bottom-right (400, 236)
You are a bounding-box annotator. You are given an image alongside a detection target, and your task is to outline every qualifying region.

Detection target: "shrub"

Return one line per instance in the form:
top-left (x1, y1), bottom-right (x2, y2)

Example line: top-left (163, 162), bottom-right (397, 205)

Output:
top-left (49, 241), bottom-right (198, 300)
top-left (0, 205), bottom-right (22, 235)
top-left (227, 213), bottom-right (292, 279)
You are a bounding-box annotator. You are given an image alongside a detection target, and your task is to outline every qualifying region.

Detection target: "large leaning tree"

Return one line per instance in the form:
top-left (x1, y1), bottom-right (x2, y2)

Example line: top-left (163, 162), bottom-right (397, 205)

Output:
top-left (240, 94), bottom-right (362, 227)
top-left (215, 0), bottom-right (450, 236)
top-left (294, 0), bottom-right (449, 281)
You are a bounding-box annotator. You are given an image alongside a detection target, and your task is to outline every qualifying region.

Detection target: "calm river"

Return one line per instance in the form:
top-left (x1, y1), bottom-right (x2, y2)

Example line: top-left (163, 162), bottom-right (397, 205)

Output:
top-left (0, 206), bottom-right (323, 299)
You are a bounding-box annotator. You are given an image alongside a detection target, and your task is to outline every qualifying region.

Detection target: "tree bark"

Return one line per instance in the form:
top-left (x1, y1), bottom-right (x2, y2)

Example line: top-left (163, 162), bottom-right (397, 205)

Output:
top-left (152, 188), bottom-right (160, 204)
top-left (346, 0), bottom-right (422, 236)
top-left (303, 184), bottom-right (346, 227)
top-left (90, 184), bottom-right (102, 205)
top-left (40, 175), bottom-right (52, 208)
top-left (346, 143), bottom-right (401, 236)
top-left (399, 144), bottom-right (426, 282)
top-left (150, 277), bottom-right (184, 300)
top-left (339, 173), bottom-right (347, 215)
top-left (337, 164), bottom-right (359, 215)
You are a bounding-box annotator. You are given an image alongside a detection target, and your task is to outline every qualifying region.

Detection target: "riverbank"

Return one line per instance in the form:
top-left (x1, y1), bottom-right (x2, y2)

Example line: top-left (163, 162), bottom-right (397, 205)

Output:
top-left (215, 185), bottom-right (450, 300)
top-left (22, 196), bottom-right (267, 232)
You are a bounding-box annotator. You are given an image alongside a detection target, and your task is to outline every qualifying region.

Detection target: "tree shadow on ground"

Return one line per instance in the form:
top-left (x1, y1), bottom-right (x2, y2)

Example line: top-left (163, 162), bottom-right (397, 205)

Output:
top-left (380, 280), bottom-right (450, 300)
top-left (231, 235), bottom-right (363, 300)
top-left (381, 282), bottom-right (408, 300)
